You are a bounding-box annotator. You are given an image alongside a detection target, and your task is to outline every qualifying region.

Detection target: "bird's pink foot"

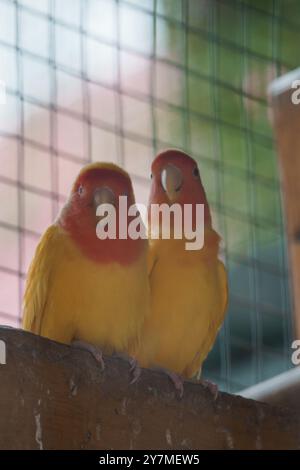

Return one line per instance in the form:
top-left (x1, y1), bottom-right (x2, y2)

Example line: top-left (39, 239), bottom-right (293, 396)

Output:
top-left (165, 370), bottom-right (184, 398)
top-left (129, 358), bottom-right (141, 384)
top-left (201, 379), bottom-right (218, 400)
top-left (112, 352), bottom-right (141, 384)
top-left (72, 340), bottom-right (105, 371)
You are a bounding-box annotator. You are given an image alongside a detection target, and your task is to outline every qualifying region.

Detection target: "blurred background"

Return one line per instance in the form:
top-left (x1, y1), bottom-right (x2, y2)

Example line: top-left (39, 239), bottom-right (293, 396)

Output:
top-left (0, 0), bottom-right (298, 393)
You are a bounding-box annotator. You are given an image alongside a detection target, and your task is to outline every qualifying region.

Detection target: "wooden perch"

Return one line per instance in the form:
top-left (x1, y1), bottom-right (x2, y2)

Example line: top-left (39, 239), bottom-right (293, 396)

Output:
top-left (0, 327), bottom-right (299, 450)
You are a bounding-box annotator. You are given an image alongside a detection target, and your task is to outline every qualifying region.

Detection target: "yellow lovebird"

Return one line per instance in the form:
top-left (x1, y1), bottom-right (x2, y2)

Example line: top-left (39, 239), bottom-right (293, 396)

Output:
top-left (23, 162), bottom-right (150, 364)
top-left (137, 149), bottom-right (228, 395)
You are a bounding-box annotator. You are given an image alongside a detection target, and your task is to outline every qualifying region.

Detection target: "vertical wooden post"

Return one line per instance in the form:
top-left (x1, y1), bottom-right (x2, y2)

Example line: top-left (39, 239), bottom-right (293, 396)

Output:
top-left (269, 68), bottom-right (300, 338)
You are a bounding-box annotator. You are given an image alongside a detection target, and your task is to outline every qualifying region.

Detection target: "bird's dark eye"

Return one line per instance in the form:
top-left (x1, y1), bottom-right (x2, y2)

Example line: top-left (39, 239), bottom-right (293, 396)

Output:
top-left (193, 167), bottom-right (199, 178)
top-left (78, 185), bottom-right (84, 195)
top-left (150, 173), bottom-right (153, 179)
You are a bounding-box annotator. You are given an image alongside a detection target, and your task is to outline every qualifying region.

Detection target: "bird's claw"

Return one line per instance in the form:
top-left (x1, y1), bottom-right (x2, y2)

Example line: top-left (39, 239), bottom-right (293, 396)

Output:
top-left (201, 379), bottom-right (218, 400)
top-left (129, 358), bottom-right (141, 384)
top-left (72, 340), bottom-right (105, 371)
top-left (166, 371), bottom-right (184, 399)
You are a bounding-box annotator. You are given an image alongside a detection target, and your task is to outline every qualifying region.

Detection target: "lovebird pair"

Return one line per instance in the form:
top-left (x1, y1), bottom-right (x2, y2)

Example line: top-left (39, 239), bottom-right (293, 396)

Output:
top-left (23, 149), bottom-right (228, 395)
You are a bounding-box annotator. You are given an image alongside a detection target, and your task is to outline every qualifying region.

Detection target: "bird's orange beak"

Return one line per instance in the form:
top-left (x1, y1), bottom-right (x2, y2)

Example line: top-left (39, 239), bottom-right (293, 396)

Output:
top-left (93, 186), bottom-right (116, 209)
top-left (161, 164), bottom-right (183, 202)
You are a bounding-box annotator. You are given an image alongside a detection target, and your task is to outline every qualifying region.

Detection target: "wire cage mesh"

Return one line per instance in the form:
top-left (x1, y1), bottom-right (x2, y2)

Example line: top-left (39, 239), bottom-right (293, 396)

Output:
top-left (0, 0), bottom-right (298, 392)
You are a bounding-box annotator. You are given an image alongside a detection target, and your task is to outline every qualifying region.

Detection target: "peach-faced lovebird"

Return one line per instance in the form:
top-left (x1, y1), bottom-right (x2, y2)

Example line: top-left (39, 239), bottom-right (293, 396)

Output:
top-left (23, 162), bottom-right (150, 367)
top-left (137, 149), bottom-right (228, 396)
